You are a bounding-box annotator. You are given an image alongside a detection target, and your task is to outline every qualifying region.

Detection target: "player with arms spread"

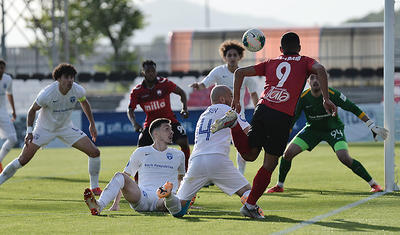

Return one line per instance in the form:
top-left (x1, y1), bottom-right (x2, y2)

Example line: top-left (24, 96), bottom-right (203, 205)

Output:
top-left (0, 59), bottom-right (17, 173)
top-left (211, 32), bottom-right (337, 219)
top-left (155, 85), bottom-right (258, 217)
top-left (128, 60), bottom-right (190, 170)
top-left (84, 118), bottom-right (185, 215)
top-left (0, 63), bottom-right (102, 195)
top-left (267, 74), bottom-right (387, 193)
top-left (190, 40), bottom-right (259, 175)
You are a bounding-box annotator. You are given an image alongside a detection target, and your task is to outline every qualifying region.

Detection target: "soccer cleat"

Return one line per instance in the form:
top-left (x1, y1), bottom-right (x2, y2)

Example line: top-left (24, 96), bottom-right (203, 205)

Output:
top-left (370, 184), bottom-right (383, 192)
top-left (210, 110), bottom-right (237, 133)
top-left (240, 195), bottom-right (265, 217)
top-left (0, 162), bottom-right (3, 173)
top-left (91, 187), bottom-right (102, 196)
top-left (266, 185), bottom-right (284, 193)
top-left (240, 204), bottom-right (265, 219)
top-left (84, 188), bottom-right (100, 215)
top-left (157, 181), bottom-right (173, 198)
top-left (189, 194), bottom-right (197, 208)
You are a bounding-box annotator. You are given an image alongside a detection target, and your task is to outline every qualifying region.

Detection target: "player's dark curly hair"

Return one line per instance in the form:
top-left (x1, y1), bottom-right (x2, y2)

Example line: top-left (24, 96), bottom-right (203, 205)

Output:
top-left (142, 60), bottom-right (157, 68)
top-left (149, 118), bottom-right (171, 137)
top-left (219, 40), bottom-right (245, 59)
top-left (0, 59), bottom-right (6, 66)
top-left (281, 32), bottom-right (300, 55)
top-left (52, 63), bottom-right (77, 80)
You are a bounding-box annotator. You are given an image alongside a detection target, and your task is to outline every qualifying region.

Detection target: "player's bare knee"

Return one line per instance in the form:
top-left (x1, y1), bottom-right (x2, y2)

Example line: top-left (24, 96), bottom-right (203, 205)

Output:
top-left (283, 150), bottom-right (295, 161)
top-left (88, 147), bottom-right (100, 158)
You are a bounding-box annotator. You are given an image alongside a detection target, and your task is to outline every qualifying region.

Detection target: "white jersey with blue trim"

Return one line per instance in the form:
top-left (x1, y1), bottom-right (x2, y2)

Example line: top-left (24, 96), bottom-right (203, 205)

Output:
top-left (35, 81), bottom-right (86, 131)
top-left (124, 145), bottom-right (185, 193)
top-left (201, 64), bottom-right (258, 119)
top-left (191, 104), bottom-right (249, 159)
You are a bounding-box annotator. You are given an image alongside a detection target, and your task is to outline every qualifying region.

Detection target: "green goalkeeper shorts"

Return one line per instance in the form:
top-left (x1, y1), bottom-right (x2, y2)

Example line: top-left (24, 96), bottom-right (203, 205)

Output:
top-left (291, 126), bottom-right (348, 152)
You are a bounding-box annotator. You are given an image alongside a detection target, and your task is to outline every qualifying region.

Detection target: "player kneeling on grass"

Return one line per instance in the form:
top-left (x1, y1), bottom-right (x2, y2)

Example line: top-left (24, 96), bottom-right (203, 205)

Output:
top-left (157, 85), bottom-right (262, 218)
top-left (0, 63), bottom-right (102, 195)
top-left (267, 74), bottom-right (387, 194)
top-left (84, 118), bottom-right (185, 215)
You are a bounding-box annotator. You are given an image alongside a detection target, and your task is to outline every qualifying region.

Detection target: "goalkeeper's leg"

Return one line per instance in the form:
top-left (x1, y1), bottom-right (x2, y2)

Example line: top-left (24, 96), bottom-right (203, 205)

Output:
top-left (336, 148), bottom-right (382, 192)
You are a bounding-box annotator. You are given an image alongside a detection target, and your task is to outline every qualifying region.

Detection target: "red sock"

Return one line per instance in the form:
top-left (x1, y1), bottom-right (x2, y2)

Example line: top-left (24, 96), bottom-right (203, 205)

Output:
top-left (231, 123), bottom-right (251, 155)
top-left (247, 167), bottom-right (272, 205)
top-left (181, 146), bottom-right (190, 171)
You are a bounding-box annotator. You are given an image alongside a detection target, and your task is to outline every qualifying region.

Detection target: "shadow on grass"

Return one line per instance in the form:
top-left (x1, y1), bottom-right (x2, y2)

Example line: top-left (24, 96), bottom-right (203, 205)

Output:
top-left (312, 219), bottom-right (400, 232)
top-left (20, 176), bottom-right (109, 184)
top-left (267, 188), bottom-right (399, 197)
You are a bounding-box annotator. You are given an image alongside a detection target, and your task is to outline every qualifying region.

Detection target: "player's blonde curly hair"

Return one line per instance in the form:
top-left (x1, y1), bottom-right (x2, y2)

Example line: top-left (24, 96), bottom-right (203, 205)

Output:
top-left (219, 40), bottom-right (245, 59)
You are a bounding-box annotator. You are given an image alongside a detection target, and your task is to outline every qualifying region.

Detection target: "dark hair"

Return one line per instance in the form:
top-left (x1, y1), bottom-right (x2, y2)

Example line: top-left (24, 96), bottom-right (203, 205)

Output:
top-left (149, 118), bottom-right (171, 136)
top-left (142, 60), bottom-right (157, 69)
top-left (219, 40), bottom-right (245, 59)
top-left (52, 63), bottom-right (77, 80)
top-left (0, 59), bottom-right (6, 66)
top-left (281, 32), bottom-right (300, 55)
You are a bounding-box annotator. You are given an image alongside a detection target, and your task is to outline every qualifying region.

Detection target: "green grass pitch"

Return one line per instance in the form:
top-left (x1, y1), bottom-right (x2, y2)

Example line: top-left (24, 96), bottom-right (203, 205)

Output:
top-left (0, 143), bottom-right (399, 234)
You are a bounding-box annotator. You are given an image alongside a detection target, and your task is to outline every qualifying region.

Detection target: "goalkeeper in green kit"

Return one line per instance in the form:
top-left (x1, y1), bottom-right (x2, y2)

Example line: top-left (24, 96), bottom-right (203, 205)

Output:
top-left (267, 74), bottom-right (388, 193)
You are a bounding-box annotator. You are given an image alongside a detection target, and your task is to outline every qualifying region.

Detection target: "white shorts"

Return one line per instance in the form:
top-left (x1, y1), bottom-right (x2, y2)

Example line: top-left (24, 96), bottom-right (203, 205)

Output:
top-left (0, 113), bottom-right (16, 139)
top-left (129, 188), bottom-right (160, 212)
top-left (32, 125), bottom-right (87, 147)
top-left (177, 154), bottom-right (249, 201)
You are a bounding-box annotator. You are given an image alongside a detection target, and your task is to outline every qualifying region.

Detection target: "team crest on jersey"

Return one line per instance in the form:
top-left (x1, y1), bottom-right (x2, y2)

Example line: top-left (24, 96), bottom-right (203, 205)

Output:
top-left (70, 96), bottom-right (76, 103)
top-left (157, 90), bottom-right (162, 96)
top-left (166, 153), bottom-right (173, 160)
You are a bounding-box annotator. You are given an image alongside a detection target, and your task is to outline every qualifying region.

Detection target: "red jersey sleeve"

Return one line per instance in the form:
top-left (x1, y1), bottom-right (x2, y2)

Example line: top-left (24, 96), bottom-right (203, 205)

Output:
top-left (304, 56), bottom-right (317, 73)
top-left (162, 78), bottom-right (177, 94)
top-left (129, 88), bottom-right (138, 110)
top-left (253, 61), bottom-right (268, 76)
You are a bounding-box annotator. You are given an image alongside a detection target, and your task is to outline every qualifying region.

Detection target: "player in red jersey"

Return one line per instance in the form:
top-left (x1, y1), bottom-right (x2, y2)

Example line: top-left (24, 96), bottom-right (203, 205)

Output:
top-left (127, 60), bottom-right (190, 170)
top-left (211, 32), bottom-right (337, 219)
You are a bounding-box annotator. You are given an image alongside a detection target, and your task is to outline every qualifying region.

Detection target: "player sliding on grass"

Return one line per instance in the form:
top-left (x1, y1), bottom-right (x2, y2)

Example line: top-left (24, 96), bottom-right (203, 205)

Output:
top-left (84, 118), bottom-right (185, 215)
top-left (267, 74), bottom-right (387, 193)
top-left (211, 32), bottom-right (337, 219)
top-left (156, 85), bottom-right (259, 218)
top-left (0, 63), bottom-right (102, 195)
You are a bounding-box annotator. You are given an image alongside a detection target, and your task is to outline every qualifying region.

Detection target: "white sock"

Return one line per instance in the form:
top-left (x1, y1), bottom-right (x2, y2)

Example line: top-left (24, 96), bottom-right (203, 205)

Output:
top-left (164, 194), bottom-right (182, 215)
top-left (88, 157), bottom-right (100, 189)
top-left (245, 202), bottom-right (256, 209)
top-left (97, 173), bottom-right (125, 211)
top-left (0, 158), bottom-right (22, 185)
top-left (237, 152), bottom-right (246, 175)
top-left (0, 136), bottom-right (17, 163)
top-left (368, 179), bottom-right (377, 187)
top-left (277, 182), bottom-right (284, 188)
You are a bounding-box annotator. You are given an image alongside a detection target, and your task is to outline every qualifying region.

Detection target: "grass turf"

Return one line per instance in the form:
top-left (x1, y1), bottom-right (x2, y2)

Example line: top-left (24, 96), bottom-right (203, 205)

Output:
top-left (0, 143), bottom-right (399, 234)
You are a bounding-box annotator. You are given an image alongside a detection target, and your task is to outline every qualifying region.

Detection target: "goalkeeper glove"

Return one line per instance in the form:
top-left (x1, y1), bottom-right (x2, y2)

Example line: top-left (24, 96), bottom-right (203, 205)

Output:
top-left (365, 120), bottom-right (389, 141)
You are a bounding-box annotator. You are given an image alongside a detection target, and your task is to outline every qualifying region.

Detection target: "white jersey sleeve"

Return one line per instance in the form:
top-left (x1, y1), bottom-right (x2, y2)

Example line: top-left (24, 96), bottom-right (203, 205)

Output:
top-left (201, 66), bottom-right (220, 87)
top-left (6, 76), bottom-right (12, 95)
top-left (75, 83), bottom-right (87, 102)
top-left (178, 151), bottom-right (186, 174)
top-left (35, 87), bottom-right (49, 108)
top-left (124, 148), bottom-right (145, 176)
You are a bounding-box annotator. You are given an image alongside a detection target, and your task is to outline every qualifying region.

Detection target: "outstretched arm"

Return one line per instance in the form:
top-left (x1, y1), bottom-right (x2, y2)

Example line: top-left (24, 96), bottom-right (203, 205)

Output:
top-left (311, 63), bottom-right (337, 116)
top-left (233, 66), bottom-right (257, 113)
top-left (80, 99), bottom-right (97, 142)
top-left (172, 86), bottom-right (189, 118)
top-left (127, 107), bottom-right (143, 132)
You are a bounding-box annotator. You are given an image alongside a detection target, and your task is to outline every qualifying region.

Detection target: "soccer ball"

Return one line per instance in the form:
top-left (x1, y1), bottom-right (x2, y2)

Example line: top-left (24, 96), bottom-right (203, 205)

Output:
top-left (242, 28), bottom-right (265, 52)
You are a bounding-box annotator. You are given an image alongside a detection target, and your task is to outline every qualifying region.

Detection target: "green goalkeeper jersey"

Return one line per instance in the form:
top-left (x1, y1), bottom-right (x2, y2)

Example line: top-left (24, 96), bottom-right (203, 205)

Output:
top-left (294, 87), bottom-right (365, 131)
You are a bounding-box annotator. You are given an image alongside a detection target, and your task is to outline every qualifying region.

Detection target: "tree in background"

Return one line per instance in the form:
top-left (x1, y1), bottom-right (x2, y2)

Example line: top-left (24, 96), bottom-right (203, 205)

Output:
top-left (27, 0), bottom-right (144, 71)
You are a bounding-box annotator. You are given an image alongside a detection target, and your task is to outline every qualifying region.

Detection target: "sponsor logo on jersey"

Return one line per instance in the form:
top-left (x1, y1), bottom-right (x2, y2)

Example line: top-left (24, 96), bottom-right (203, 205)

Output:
top-left (166, 153), bottom-right (173, 160)
top-left (70, 96), bottom-right (76, 103)
top-left (143, 99), bottom-right (166, 112)
top-left (263, 86), bottom-right (290, 103)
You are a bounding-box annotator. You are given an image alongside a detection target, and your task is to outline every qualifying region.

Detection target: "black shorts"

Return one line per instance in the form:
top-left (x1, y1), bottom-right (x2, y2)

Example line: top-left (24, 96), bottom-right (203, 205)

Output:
top-left (248, 104), bottom-right (293, 156)
top-left (137, 122), bottom-right (188, 147)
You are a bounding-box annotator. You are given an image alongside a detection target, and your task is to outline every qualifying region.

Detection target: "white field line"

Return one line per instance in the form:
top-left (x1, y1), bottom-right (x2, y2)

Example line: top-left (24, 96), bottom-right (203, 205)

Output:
top-left (271, 191), bottom-right (387, 235)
